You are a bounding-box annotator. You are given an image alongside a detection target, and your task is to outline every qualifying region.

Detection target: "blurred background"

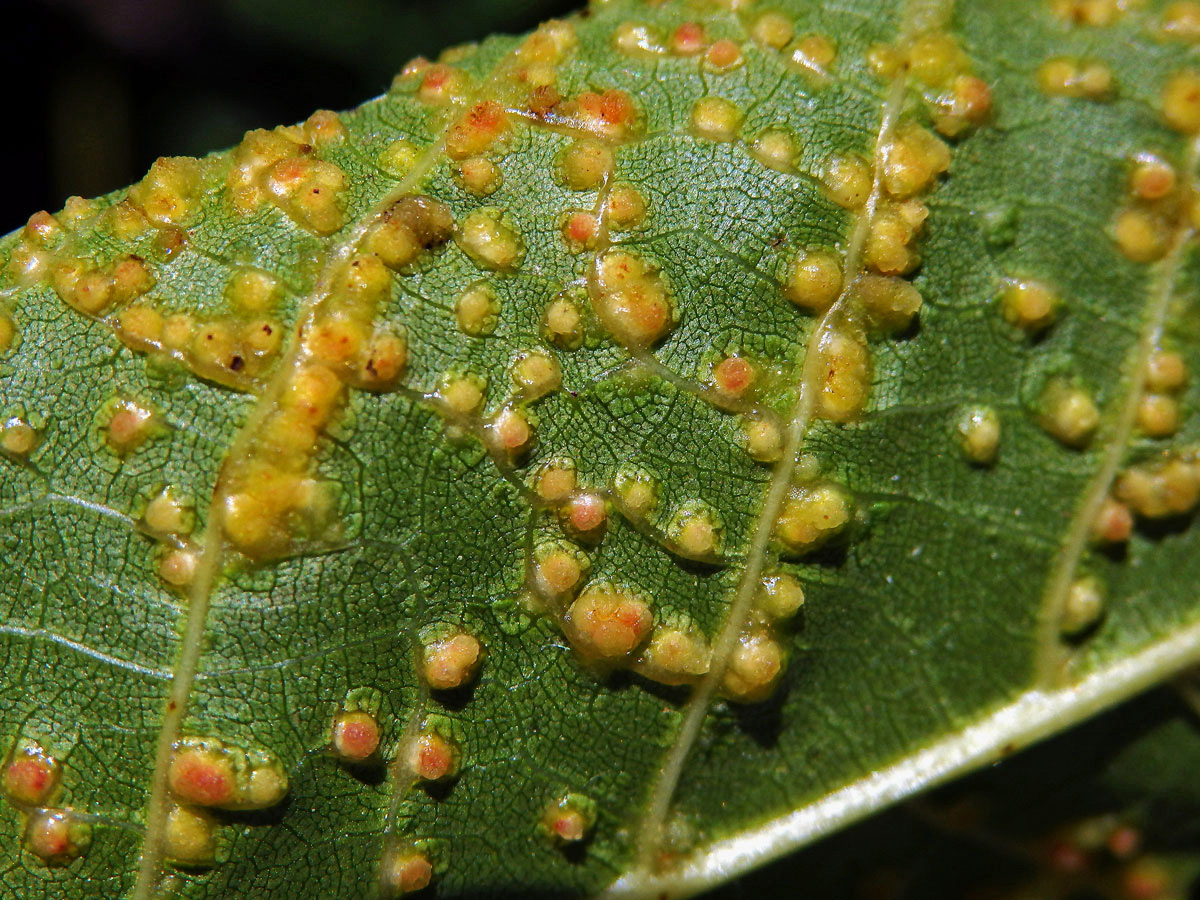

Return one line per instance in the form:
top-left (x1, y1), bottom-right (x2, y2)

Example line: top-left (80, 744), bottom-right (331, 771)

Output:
top-left (0, 0), bottom-right (577, 233)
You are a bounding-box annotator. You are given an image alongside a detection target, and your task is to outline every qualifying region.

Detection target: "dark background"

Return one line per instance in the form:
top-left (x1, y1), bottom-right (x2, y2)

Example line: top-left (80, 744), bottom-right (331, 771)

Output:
top-left (0, 0), bottom-right (576, 233)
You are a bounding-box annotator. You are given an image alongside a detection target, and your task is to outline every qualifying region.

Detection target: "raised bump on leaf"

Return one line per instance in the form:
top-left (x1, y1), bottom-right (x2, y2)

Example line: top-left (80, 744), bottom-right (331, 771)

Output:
top-left (421, 631), bottom-right (483, 691)
top-left (3, 740), bottom-right (59, 807)
top-left (24, 809), bottom-right (90, 865)
top-left (957, 405), bottom-right (1001, 466)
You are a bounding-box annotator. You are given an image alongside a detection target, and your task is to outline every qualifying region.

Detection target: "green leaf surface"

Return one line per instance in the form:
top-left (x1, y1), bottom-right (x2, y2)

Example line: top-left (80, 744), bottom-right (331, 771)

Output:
top-left (4, 0), bottom-right (1200, 898)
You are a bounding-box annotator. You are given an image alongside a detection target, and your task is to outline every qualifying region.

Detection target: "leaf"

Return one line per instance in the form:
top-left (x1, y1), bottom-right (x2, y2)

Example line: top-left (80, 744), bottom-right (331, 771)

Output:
top-left (4, 0), bottom-right (1200, 898)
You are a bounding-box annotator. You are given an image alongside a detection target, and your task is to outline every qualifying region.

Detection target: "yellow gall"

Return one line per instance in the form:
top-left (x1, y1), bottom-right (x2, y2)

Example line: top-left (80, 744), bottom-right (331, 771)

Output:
top-left (1163, 70), bottom-right (1200, 132)
top-left (613, 22), bottom-right (666, 57)
top-left (1092, 496), bottom-right (1134, 544)
top-left (1116, 457), bottom-right (1200, 518)
top-left (543, 294), bottom-right (585, 349)
top-left (751, 128), bottom-right (798, 173)
top-left (712, 355), bottom-right (757, 399)
top-left (605, 184), bottom-right (647, 231)
top-left (535, 546), bottom-right (586, 597)
top-left (864, 204), bottom-right (923, 275)
top-left (690, 96), bottom-right (744, 142)
top-left (25, 810), bottom-right (90, 865)
top-left (704, 39), bottom-right (744, 72)
top-left (744, 416), bottom-right (783, 462)
top-left (1164, 2), bottom-right (1200, 39)
top-left (905, 32), bottom-right (969, 88)
top-left (721, 630), bottom-right (785, 702)
top-left (823, 155), bottom-right (873, 209)
top-left (379, 139), bottom-right (421, 178)
top-left (758, 573), bottom-right (805, 620)
top-left (225, 268), bottom-right (278, 313)
top-left (144, 487), bottom-right (191, 536)
top-left (301, 109), bottom-right (347, 146)
top-left (562, 491), bottom-right (608, 540)
top-left (158, 549), bottom-right (199, 588)
top-left (668, 501), bottom-right (722, 559)
top-left (129, 156), bottom-right (203, 226)
top-left (161, 314), bottom-right (194, 352)
top-left (117, 304), bottom-right (164, 346)
top-left (106, 400), bottom-right (159, 455)
top-left (24, 210), bottom-right (62, 246)
top-left (0, 313), bottom-right (16, 356)
top-left (409, 729), bottom-right (459, 782)
top-left (612, 468), bottom-right (659, 518)
top-left (1130, 154), bottom-right (1177, 200)
top-left (637, 626), bottom-right (711, 685)
top-left (108, 200), bottom-right (152, 241)
top-left (854, 274), bottom-right (923, 334)
top-left (788, 34), bottom-right (836, 73)
top-left (669, 21), bottom-right (707, 56)
top-left (1145, 350), bottom-right (1187, 393)
top-left (751, 11), bottom-right (794, 49)
top-left (307, 313), bottom-right (367, 367)
top-left (1113, 208), bottom-right (1170, 263)
top-left (422, 632), bottom-right (483, 690)
top-left (455, 156), bottom-right (503, 196)
top-left (1038, 58), bottom-right (1113, 99)
top-left (53, 262), bottom-right (111, 315)
top-left (164, 805), bottom-right (217, 866)
top-left (456, 208), bottom-right (525, 271)
top-left (356, 332), bottom-right (407, 391)
top-left (446, 100), bottom-right (509, 160)
top-left (3, 741), bottom-right (59, 806)
top-left (265, 157), bottom-right (348, 235)
top-left (245, 319), bottom-right (283, 358)
top-left (439, 374), bottom-right (485, 415)
top-left (1038, 380), bottom-right (1100, 449)
top-left (331, 710), bottom-right (381, 762)
top-left (1062, 576), bottom-right (1105, 637)
top-left (369, 196), bottom-right (455, 272)
top-left (1137, 393), bottom-right (1180, 438)
top-left (283, 362), bottom-right (343, 429)
top-left (562, 211), bottom-right (600, 250)
top-left (785, 249), bottom-right (842, 313)
top-left (536, 460), bottom-right (577, 503)
top-left (1, 419), bottom-right (37, 457)
top-left (455, 282), bottom-right (501, 337)
top-left (416, 62), bottom-right (469, 105)
top-left (1000, 280), bottom-right (1059, 334)
top-left (565, 585), bottom-right (654, 660)
top-left (595, 250), bottom-right (676, 347)
top-left (511, 350), bottom-right (562, 399)
top-left (60, 195), bottom-right (99, 226)
top-left (489, 406), bottom-right (534, 455)
top-left (775, 481), bottom-right (853, 554)
top-left (934, 75), bottom-right (993, 137)
top-left (867, 43), bottom-right (903, 80)
top-left (815, 328), bottom-right (871, 421)
top-left (519, 19), bottom-right (577, 63)
top-left (957, 405), bottom-right (1001, 465)
top-left (561, 139), bottom-right (613, 191)
top-left (383, 849), bottom-right (434, 895)
top-left (168, 744), bottom-right (238, 808)
top-left (882, 124), bottom-right (951, 199)
top-left (540, 795), bottom-right (596, 845)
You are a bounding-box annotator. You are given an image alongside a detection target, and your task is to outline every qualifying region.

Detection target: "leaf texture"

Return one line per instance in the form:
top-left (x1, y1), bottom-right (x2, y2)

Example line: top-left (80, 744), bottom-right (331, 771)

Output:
top-left (4, 1), bottom-right (1200, 898)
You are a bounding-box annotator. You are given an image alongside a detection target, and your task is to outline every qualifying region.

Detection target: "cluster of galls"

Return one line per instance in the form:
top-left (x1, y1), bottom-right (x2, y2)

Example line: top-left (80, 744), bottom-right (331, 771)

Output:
top-left (525, 456), bottom-right (805, 701)
top-left (325, 634), bottom-right (483, 892)
top-left (160, 736), bottom-right (289, 866)
top-left (3, 738), bottom-right (91, 866)
top-left (218, 194), bottom-right (447, 562)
